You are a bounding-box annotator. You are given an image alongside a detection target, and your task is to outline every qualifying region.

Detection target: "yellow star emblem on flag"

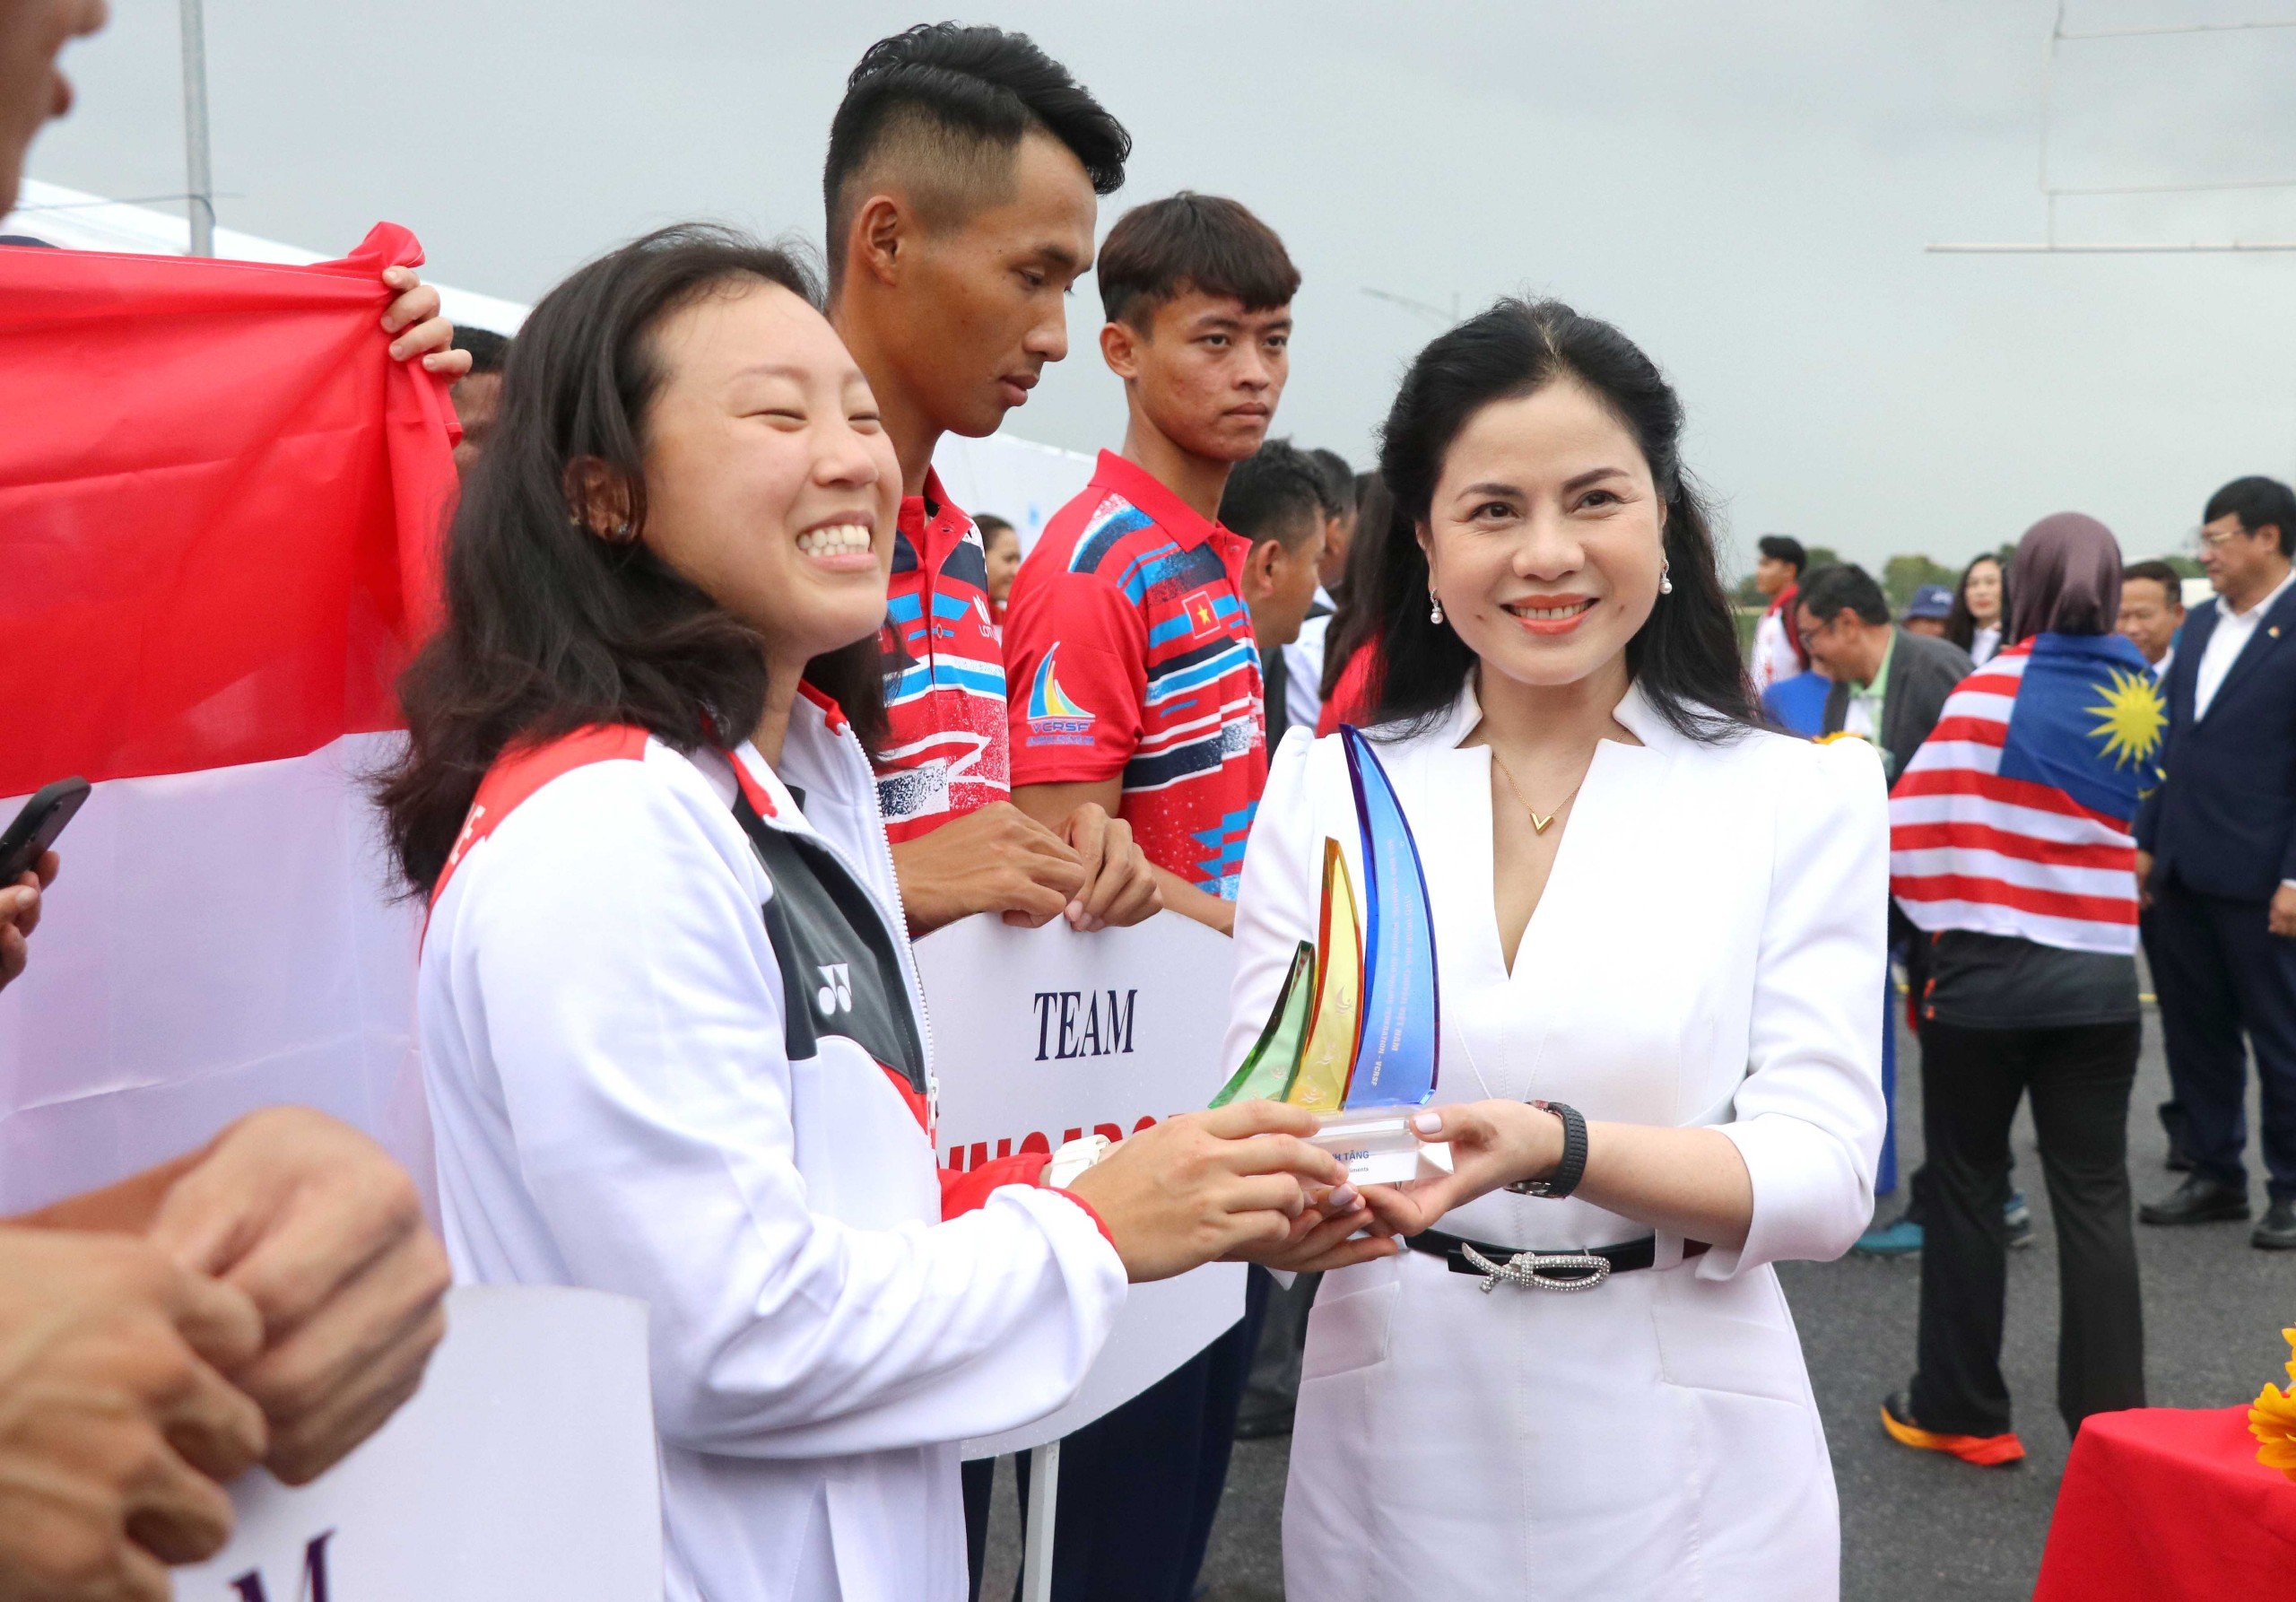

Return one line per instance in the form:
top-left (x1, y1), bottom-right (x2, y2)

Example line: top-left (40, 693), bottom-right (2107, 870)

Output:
top-left (2087, 667), bottom-right (2167, 769)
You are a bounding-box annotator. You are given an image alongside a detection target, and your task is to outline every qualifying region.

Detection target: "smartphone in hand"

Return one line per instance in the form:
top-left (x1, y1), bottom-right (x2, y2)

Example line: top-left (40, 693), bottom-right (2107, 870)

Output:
top-left (0, 778), bottom-right (89, 885)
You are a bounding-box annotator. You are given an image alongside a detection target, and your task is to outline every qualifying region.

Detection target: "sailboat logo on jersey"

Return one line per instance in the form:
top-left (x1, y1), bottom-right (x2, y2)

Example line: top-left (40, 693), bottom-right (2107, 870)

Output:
top-left (1025, 648), bottom-right (1097, 749)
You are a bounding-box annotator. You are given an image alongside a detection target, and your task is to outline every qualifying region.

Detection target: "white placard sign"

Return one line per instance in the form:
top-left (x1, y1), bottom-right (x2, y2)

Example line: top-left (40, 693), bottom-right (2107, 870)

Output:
top-left (172, 1286), bottom-right (661, 1599)
top-left (916, 913), bottom-right (1245, 1458)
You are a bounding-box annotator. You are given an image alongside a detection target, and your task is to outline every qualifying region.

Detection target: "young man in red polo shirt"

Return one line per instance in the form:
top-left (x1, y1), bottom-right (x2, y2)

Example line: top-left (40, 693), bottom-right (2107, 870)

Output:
top-left (824, 23), bottom-right (1157, 935)
top-left (996, 191), bottom-right (1304, 1602)
top-left (1004, 194), bottom-right (1304, 936)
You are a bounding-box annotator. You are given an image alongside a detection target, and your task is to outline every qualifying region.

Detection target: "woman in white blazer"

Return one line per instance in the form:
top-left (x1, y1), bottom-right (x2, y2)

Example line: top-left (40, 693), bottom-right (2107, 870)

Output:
top-left (1227, 299), bottom-right (1888, 1602)
top-left (378, 228), bottom-right (1367, 1602)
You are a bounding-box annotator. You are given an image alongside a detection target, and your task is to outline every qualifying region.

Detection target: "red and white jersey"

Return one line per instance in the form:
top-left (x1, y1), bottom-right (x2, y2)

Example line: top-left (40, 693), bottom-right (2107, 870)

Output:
top-left (418, 692), bottom-right (1124, 1602)
top-left (874, 471), bottom-right (1011, 842)
top-left (1750, 585), bottom-right (1805, 692)
top-left (1004, 452), bottom-right (1268, 897)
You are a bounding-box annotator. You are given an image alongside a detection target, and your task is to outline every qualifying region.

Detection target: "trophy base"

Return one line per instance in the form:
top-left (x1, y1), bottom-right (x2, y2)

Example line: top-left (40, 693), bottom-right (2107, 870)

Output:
top-left (1311, 1110), bottom-right (1451, 1185)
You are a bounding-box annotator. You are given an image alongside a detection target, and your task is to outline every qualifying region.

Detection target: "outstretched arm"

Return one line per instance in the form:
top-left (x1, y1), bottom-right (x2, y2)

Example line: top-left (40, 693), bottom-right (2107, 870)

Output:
top-left (1365, 1102), bottom-right (1753, 1249)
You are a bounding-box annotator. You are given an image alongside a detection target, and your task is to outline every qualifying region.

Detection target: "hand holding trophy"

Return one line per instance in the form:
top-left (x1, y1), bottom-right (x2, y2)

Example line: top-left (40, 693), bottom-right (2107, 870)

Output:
top-left (1211, 728), bottom-right (1451, 1185)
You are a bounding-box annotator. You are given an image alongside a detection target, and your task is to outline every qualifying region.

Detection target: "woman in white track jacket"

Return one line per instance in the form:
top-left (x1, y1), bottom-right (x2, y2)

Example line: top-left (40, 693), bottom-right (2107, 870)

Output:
top-left (378, 228), bottom-right (1371, 1602)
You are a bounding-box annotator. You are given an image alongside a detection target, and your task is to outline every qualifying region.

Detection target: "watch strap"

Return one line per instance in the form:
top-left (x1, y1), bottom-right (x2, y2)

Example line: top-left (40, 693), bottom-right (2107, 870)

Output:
top-left (1507, 1101), bottom-right (1587, 1199)
top-left (1045, 1134), bottom-right (1112, 1191)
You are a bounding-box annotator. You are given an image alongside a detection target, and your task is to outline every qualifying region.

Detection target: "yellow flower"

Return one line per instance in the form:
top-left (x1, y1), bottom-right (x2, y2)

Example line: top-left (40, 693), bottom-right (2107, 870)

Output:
top-left (2253, 1328), bottom-right (2296, 1482)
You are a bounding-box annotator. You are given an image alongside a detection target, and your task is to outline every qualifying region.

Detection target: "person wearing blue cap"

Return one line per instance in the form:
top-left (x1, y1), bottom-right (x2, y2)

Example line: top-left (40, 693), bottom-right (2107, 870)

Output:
top-left (1903, 583), bottom-right (1954, 640)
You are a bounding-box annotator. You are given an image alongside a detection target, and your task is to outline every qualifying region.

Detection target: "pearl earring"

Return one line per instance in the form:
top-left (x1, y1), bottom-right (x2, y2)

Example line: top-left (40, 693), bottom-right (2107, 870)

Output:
top-left (1430, 593), bottom-right (1446, 625)
top-left (1659, 560), bottom-right (1674, 596)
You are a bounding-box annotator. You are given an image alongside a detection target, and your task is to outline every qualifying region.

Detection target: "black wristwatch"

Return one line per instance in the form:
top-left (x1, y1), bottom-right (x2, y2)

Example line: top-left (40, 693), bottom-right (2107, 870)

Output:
top-left (1506, 1100), bottom-right (1587, 1199)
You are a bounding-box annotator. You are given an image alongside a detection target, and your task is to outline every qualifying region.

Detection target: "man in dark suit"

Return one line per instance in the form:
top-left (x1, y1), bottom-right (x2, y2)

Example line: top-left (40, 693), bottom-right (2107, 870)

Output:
top-left (2118, 558), bottom-right (2186, 684)
top-left (2120, 557), bottom-right (2192, 1165)
top-left (1799, 562), bottom-right (1976, 779)
top-left (2136, 476), bottom-right (2296, 1249)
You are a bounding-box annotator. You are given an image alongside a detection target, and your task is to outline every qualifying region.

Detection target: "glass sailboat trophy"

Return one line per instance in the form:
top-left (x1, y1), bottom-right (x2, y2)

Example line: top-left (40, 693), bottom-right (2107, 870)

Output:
top-left (1213, 727), bottom-right (1447, 1183)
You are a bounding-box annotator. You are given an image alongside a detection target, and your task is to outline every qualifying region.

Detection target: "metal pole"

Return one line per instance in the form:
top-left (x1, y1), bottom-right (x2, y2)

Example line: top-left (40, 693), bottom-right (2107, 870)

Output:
top-left (179, 0), bottom-right (213, 256)
top-left (1359, 286), bottom-right (1455, 326)
top-left (1020, 1442), bottom-right (1060, 1602)
top-left (2037, 1), bottom-right (2062, 248)
top-left (1926, 239), bottom-right (2296, 254)
top-left (2057, 18), bottom-right (2296, 41)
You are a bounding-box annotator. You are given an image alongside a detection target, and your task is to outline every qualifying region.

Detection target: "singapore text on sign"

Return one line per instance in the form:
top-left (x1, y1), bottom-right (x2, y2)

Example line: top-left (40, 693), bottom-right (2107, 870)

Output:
top-left (915, 914), bottom-right (1247, 1454)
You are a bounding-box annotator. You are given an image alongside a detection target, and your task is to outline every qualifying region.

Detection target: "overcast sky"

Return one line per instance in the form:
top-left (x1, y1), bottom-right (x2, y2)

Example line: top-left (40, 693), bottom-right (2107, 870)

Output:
top-left (27, 0), bottom-right (2296, 573)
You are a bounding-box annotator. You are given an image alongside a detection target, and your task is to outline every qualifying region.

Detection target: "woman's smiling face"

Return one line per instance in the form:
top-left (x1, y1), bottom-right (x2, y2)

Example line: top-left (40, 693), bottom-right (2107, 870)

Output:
top-left (1419, 377), bottom-right (1666, 693)
top-left (634, 279), bottom-right (901, 668)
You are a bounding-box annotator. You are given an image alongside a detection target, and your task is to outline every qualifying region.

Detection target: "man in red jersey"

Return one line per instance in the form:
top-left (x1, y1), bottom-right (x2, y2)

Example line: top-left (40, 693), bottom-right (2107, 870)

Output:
top-left (996, 190), bottom-right (1303, 1602)
top-left (1004, 194), bottom-right (1300, 936)
top-left (823, 23), bottom-right (1156, 935)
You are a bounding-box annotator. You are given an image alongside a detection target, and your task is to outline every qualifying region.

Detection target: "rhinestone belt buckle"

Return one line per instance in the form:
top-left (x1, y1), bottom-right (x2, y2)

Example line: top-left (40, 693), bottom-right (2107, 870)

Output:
top-left (1458, 1242), bottom-right (1612, 1293)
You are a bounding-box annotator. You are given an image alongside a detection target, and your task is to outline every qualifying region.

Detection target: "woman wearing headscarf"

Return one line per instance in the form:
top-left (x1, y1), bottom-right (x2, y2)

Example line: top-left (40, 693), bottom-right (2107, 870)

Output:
top-left (1880, 513), bottom-right (2163, 1467)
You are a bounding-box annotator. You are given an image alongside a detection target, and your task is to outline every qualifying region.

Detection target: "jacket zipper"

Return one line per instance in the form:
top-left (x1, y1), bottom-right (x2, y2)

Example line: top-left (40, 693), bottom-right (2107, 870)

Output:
top-left (736, 711), bottom-right (940, 1131)
top-left (854, 724), bottom-right (938, 1129)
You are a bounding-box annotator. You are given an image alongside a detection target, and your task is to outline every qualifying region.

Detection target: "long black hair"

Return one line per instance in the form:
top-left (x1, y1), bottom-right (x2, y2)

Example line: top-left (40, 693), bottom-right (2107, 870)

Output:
top-left (1944, 553), bottom-right (2009, 656)
top-left (1365, 297), bottom-right (1755, 742)
top-left (1319, 470), bottom-right (1393, 701)
top-left (375, 224), bottom-right (885, 895)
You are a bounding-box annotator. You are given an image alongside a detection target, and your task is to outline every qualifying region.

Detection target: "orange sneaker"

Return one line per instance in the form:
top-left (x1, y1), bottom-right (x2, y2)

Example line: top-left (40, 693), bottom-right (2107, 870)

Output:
top-left (1881, 1391), bottom-right (2025, 1467)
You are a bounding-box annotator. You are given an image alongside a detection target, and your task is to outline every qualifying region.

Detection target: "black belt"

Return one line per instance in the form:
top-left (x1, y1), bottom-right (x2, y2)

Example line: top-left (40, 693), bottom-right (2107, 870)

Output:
top-left (1404, 1227), bottom-right (1708, 1292)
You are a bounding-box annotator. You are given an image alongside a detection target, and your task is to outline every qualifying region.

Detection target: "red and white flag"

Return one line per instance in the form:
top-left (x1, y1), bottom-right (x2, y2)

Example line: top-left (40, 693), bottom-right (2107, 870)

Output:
top-left (0, 226), bottom-right (457, 1211)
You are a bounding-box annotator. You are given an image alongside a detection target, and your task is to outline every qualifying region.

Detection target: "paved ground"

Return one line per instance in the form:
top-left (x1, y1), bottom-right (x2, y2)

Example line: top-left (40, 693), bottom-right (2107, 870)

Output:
top-left (978, 997), bottom-right (2295, 1600)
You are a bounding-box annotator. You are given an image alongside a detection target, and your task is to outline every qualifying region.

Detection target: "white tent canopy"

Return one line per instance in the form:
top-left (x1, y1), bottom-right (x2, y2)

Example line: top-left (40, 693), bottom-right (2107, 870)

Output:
top-left (4, 178), bottom-right (535, 335)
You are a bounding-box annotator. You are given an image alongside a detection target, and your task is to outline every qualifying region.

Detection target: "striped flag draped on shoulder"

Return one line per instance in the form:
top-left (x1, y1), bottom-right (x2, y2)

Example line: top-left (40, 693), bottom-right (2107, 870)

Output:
top-left (1888, 633), bottom-right (2167, 954)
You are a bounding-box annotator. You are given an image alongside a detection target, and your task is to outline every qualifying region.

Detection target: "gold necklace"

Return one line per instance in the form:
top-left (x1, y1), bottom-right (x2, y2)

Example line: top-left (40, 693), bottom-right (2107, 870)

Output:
top-left (1486, 746), bottom-right (1590, 834)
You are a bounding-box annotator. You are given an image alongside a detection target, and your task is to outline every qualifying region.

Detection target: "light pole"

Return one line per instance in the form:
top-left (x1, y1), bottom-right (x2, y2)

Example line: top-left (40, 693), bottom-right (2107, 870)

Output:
top-left (179, 0), bottom-right (213, 256)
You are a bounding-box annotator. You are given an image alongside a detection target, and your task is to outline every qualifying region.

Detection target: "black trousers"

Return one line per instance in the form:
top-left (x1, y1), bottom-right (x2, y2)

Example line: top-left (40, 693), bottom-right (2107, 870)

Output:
top-left (2138, 907), bottom-right (2187, 1156)
top-left (962, 1454), bottom-right (994, 1602)
top-left (962, 1279), bottom-right (1265, 1602)
top-left (1909, 1019), bottom-right (2145, 1439)
top-left (1241, 1266), bottom-right (1318, 1417)
top-left (2149, 875), bottom-right (2296, 1201)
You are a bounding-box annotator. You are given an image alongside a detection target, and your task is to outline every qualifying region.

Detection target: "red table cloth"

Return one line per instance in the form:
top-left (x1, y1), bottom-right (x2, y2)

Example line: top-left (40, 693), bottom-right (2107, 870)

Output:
top-left (2034, 1406), bottom-right (2296, 1600)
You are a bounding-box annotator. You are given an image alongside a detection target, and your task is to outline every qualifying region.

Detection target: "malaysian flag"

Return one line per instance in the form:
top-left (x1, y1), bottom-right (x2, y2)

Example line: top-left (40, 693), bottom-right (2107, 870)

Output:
top-left (1890, 633), bottom-right (2167, 955)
